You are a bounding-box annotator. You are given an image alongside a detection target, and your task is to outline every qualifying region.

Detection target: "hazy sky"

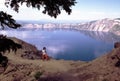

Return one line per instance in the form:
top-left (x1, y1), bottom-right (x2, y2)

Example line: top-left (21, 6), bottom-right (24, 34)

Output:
top-left (0, 0), bottom-right (120, 21)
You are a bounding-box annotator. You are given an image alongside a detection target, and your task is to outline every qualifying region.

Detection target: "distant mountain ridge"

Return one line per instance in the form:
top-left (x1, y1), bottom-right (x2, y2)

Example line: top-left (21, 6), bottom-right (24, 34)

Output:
top-left (19, 18), bottom-right (120, 35)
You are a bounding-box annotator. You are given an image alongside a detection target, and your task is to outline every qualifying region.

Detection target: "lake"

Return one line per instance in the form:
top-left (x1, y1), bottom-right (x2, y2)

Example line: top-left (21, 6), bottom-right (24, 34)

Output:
top-left (1, 29), bottom-right (120, 61)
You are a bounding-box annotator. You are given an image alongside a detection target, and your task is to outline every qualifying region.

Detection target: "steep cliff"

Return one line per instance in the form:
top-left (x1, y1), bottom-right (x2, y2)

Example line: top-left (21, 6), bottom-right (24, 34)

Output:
top-left (20, 18), bottom-right (120, 35)
top-left (76, 18), bottom-right (120, 35)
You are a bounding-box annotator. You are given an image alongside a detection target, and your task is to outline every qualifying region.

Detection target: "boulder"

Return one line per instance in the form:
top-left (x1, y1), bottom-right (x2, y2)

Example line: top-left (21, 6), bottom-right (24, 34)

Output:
top-left (114, 42), bottom-right (120, 48)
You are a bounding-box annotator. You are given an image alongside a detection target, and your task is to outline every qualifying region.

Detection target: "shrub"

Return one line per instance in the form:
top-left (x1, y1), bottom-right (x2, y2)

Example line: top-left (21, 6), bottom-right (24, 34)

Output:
top-left (102, 79), bottom-right (108, 81)
top-left (34, 71), bottom-right (43, 80)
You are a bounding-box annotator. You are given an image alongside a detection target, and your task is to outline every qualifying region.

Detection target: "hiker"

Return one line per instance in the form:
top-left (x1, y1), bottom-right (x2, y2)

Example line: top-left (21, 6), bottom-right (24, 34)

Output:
top-left (41, 47), bottom-right (49, 60)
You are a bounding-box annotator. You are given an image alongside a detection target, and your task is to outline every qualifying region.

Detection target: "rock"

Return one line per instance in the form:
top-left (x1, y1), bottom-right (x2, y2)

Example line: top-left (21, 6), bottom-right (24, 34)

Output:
top-left (114, 42), bottom-right (120, 48)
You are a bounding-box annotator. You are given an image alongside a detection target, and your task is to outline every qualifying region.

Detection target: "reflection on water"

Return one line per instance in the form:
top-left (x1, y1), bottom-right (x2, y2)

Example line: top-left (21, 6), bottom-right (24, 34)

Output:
top-left (79, 30), bottom-right (120, 43)
top-left (1, 29), bottom-right (120, 61)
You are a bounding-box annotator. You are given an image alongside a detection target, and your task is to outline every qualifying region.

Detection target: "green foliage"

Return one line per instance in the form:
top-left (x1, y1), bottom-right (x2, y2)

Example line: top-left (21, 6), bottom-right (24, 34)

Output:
top-left (5, 0), bottom-right (76, 18)
top-left (0, 0), bottom-right (76, 29)
top-left (0, 36), bottom-right (22, 53)
top-left (34, 71), bottom-right (43, 80)
top-left (0, 11), bottom-right (21, 29)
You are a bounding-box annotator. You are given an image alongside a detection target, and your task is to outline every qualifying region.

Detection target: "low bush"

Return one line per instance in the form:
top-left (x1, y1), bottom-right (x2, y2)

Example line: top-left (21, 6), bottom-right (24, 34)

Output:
top-left (34, 71), bottom-right (43, 80)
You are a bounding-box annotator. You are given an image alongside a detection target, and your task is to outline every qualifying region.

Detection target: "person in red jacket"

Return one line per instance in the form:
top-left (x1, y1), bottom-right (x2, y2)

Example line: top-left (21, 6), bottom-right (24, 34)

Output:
top-left (41, 47), bottom-right (49, 60)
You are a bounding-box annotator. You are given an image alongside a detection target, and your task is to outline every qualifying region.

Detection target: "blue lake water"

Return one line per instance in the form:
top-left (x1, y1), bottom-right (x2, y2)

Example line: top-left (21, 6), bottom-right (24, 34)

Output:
top-left (1, 29), bottom-right (120, 61)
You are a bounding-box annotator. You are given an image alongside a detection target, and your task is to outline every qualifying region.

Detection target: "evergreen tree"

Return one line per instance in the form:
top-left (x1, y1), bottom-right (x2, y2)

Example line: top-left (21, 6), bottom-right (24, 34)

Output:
top-left (0, 0), bottom-right (76, 29)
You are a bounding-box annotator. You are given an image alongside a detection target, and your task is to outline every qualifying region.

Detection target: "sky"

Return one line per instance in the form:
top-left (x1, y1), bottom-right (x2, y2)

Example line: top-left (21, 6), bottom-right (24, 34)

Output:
top-left (0, 0), bottom-right (120, 21)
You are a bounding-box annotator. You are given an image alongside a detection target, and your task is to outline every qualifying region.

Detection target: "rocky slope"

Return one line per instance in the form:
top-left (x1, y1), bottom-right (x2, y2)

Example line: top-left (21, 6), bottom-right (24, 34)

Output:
top-left (6, 37), bottom-right (41, 59)
top-left (75, 18), bottom-right (120, 35)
